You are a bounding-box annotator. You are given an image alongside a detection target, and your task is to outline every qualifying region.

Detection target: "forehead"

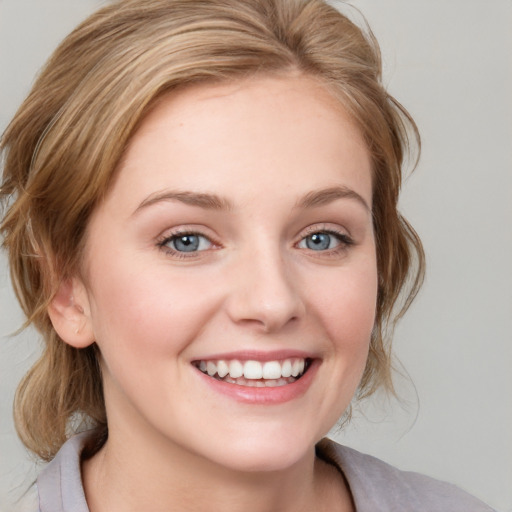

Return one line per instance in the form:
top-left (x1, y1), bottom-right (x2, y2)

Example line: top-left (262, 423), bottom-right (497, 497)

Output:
top-left (107, 74), bottom-right (372, 211)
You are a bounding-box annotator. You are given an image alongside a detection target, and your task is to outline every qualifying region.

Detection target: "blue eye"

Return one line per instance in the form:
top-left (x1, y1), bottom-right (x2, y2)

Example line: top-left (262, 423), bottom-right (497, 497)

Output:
top-left (298, 231), bottom-right (348, 251)
top-left (163, 233), bottom-right (212, 253)
top-left (305, 232), bottom-right (333, 250)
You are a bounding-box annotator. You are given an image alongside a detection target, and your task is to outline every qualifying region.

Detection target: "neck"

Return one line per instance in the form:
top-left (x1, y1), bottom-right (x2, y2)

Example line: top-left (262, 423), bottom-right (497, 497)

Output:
top-left (82, 426), bottom-right (351, 512)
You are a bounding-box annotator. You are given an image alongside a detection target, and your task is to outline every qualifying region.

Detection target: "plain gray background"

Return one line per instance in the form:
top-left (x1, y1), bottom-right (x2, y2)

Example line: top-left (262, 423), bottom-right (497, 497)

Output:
top-left (1, 1), bottom-right (511, 511)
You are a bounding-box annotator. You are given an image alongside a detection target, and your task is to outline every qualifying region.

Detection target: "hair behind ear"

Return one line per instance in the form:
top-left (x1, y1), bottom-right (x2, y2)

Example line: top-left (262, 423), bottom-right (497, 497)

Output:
top-left (14, 336), bottom-right (106, 461)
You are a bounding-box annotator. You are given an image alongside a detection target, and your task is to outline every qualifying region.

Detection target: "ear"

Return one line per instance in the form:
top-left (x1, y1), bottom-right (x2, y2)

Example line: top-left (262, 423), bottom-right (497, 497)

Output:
top-left (48, 277), bottom-right (95, 348)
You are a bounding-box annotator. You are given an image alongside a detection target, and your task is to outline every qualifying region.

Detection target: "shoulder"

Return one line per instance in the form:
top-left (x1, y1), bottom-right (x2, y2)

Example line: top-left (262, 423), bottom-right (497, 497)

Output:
top-left (316, 438), bottom-right (496, 512)
top-left (36, 431), bottom-right (92, 512)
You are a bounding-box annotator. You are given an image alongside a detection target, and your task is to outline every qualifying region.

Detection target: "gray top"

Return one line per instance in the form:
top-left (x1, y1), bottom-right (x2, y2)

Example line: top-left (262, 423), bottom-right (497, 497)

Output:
top-left (35, 431), bottom-right (495, 512)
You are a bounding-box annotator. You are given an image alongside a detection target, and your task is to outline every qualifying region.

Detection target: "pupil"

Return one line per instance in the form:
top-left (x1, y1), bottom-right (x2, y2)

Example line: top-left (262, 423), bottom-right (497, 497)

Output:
top-left (174, 235), bottom-right (199, 252)
top-left (307, 233), bottom-right (330, 250)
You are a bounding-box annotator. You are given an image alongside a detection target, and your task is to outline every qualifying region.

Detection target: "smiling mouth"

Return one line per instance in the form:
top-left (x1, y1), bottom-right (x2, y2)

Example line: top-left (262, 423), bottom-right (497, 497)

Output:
top-left (193, 358), bottom-right (312, 387)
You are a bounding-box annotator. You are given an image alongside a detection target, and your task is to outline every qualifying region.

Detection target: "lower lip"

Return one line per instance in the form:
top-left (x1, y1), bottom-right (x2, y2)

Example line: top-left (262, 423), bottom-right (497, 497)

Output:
top-left (195, 359), bottom-right (320, 404)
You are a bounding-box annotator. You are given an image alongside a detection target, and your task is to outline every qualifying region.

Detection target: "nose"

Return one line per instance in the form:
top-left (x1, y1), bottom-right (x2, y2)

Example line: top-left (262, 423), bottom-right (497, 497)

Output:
top-left (225, 247), bottom-right (305, 333)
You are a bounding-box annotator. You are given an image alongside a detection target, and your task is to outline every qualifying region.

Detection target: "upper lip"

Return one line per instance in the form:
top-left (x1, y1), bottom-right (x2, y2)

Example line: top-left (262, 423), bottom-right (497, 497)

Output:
top-left (191, 349), bottom-right (318, 363)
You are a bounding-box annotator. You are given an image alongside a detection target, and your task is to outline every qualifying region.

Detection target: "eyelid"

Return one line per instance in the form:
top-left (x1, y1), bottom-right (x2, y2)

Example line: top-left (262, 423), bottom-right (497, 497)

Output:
top-left (297, 223), bottom-right (352, 241)
top-left (156, 226), bottom-right (221, 258)
top-left (295, 224), bottom-right (355, 253)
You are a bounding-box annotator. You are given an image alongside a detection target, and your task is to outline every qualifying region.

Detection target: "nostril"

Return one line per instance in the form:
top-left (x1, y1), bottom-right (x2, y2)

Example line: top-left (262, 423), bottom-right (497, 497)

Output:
top-left (223, 255), bottom-right (305, 332)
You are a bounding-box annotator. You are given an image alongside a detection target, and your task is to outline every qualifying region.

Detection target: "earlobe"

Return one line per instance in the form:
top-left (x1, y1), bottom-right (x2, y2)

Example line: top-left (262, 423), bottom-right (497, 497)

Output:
top-left (48, 277), bottom-right (95, 348)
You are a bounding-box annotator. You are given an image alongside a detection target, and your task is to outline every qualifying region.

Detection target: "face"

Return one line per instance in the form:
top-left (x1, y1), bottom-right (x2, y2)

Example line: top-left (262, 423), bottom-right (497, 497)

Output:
top-left (75, 75), bottom-right (377, 472)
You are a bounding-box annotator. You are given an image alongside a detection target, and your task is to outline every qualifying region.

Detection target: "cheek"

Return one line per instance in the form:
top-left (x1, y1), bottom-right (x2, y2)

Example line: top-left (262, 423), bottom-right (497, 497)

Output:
top-left (85, 260), bottom-right (219, 367)
top-left (316, 262), bottom-right (378, 354)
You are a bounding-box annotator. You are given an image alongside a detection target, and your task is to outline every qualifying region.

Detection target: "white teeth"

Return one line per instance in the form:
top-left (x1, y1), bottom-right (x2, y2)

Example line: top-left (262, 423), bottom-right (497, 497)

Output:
top-left (228, 360), bottom-right (243, 379)
top-left (291, 359), bottom-right (303, 377)
top-left (243, 360), bottom-right (263, 379)
top-left (281, 360), bottom-right (292, 378)
top-left (196, 358), bottom-right (308, 383)
top-left (206, 361), bottom-right (217, 376)
top-left (217, 360), bottom-right (229, 378)
top-left (262, 361), bottom-right (282, 379)
top-left (265, 378), bottom-right (288, 387)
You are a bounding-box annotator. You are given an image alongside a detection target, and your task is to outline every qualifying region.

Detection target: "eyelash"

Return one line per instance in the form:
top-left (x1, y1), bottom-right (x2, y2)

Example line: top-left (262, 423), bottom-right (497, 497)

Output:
top-left (156, 226), bottom-right (354, 259)
top-left (296, 226), bottom-right (355, 255)
top-left (156, 229), bottom-right (218, 259)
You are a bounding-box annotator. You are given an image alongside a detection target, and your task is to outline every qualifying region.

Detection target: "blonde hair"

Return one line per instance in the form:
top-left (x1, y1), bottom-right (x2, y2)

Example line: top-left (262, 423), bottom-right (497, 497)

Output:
top-left (1, 0), bottom-right (424, 461)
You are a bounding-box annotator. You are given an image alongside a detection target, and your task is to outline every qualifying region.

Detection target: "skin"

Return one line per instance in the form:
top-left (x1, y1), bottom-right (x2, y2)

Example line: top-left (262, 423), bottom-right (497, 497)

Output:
top-left (50, 74), bottom-right (377, 512)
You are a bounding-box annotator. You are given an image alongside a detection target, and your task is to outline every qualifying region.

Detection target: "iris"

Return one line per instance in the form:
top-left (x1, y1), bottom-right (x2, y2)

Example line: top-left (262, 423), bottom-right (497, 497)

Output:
top-left (305, 232), bottom-right (332, 251)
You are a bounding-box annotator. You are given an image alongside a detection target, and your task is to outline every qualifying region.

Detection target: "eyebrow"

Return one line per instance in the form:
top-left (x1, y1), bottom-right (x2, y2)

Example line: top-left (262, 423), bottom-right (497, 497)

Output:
top-left (133, 185), bottom-right (370, 215)
top-left (296, 186), bottom-right (371, 212)
top-left (133, 190), bottom-right (233, 214)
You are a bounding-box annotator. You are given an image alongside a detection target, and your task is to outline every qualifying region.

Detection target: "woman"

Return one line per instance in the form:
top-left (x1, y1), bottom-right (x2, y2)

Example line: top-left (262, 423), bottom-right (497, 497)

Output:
top-left (0, 0), bottom-right (496, 510)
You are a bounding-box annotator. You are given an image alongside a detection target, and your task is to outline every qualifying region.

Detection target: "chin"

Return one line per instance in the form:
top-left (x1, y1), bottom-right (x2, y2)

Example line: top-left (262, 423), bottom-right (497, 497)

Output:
top-left (196, 427), bottom-right (321, 474)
